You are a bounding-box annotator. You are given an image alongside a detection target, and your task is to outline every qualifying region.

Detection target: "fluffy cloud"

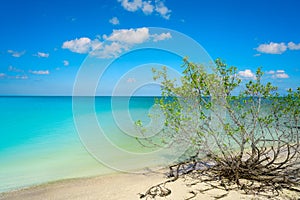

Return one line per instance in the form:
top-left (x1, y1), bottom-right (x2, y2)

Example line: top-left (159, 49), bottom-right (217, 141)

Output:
top-left (63, 60), bottom-right (69, 66)
top-left (266, 70), bottom-right (289, 79)
top-left (62, 38), bottom-right (102, 54)
top-left (62, 37), bottom-right (91, 53)
top-left (91, 42), bottom-right (126, 59)
top-left (256, 42), bottom-right (287, 54)
top-left (105, 27), bottom-right (150, 44)
top-left (274, 73), bottom-right (289, 79)
top-left (29, 70), bottom-right (50, 75)
top-left (152, 32), bottom-right (171, 42)
top-left (118, 0), bottom-right (142, 12)
top-left (288, 42), bottom-right (300, 50)
top-left (35, 52), bottom-right (49, 58)
top-left (109, 17), bottom-right (120, 25)
top-left (118, 0), bottom-right (171, 19)
top-left (238, 69), bottom-right (255, 79)
top-left (7, 50), bottom-right (26, 57)
top-left (142, 1), bottom-right (154, 14)
top-left (256, 41), bottom-right (300, 54)
top-left (63, 27), bottom-right (171, 58)
top-left (155, 0), bottom-right (171, 19)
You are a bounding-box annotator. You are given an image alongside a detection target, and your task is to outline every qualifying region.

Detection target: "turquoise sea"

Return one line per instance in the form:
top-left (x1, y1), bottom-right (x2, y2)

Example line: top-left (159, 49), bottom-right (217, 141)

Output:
top-left (0, 96), bottom-right (157, 193)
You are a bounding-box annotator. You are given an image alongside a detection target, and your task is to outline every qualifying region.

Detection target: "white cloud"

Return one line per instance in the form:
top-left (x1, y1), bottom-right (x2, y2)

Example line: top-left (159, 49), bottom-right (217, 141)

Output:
top-left (38, 52), bottom-right (49, 58)
top-left (29, 70), bottom-right (50, 75)
top-left (238, 69), bottom-right (255, 79)
top-left (7, 50), bottom-right (26, 57)
top-left (118, 0), bottom-right (142, 12)
top-left (155, 0), bottom-right (171, 19)
top-left (15, 75), bottom-right (28, 80)
top-left (91, 39), bottom-right (102, 50)
top-left (142, 1), bottom-right (154, 14)
top-left (272, 70), bottom-right (289, 79)
top-left (62, 37), bottom-right (102, 54)
top-left (152, 32), bottom-right (171, 42)
top-left (34, 52), bottom-right (49, 58)
top-left (109, 17), bottom-right (120, 25)
top-left (2, 74), bottom-right (29, 80)
top-left (8, 65), bottom-right (24, 72)
top-left (267, 69), bottom-right (289, 79)
top-left (91, 42), bottom-right (126, 59)
top-left (5, 66), bottom-right (28, 79)
top-left (63, 60), bottom-right (69, 66)
top-left (62, 37), bottom-right (91, 53)
top-left (266, 70), bottom-right (275, 75)
top-left (118, 0), bottom-right (171, 19)
top-left (63, 27), bottom-right (172, 58)
top-left (288, 42), bottom-right (300, 50)
top-left (256, 41), bottom-right (300, 54)
top-left (256, 42), bottom-right (287, 54)
top-left (105, 27), bottom-right (150, 44)
top-left (273, 73), bottom-right (289, 79)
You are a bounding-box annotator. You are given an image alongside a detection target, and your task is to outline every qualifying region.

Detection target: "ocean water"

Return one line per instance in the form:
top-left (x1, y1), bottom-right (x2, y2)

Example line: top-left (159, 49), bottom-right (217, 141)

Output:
top-left (0, 96), bottom-right (158, 193)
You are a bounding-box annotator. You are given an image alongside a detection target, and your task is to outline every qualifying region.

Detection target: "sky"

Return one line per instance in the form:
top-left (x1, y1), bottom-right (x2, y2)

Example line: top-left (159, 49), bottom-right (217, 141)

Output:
top-left (0, 0), bottom-right (299, 95)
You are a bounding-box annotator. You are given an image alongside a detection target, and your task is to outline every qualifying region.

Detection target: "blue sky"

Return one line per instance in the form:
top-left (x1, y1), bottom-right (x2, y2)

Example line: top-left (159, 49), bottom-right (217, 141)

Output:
top-left (0, 0), bottom-right (299, 95)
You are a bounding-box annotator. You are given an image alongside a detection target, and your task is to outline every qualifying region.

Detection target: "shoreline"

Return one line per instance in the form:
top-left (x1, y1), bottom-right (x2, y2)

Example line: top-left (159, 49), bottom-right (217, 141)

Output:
top-left (0, 172), bottom-right (114, 194)
top-left (1, 169), bottom-right (298, 200)
top-left (0, 170), bottom-right (165, 200)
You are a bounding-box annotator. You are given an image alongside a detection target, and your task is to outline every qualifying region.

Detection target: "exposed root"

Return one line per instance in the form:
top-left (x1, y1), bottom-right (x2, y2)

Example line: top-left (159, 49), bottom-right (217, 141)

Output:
top-left (139, 146), bottom-right (300, 199)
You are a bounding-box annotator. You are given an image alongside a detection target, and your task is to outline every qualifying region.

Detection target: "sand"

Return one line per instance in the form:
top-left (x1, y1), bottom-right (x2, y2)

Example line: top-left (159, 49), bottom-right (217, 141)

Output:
top-left (0, 170), bottom-right (298, 200)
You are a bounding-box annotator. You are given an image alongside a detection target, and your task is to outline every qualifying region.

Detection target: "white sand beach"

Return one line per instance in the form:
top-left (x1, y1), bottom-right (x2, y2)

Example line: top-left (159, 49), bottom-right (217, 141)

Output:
top-left (1, 170), bottom-right (298, 200)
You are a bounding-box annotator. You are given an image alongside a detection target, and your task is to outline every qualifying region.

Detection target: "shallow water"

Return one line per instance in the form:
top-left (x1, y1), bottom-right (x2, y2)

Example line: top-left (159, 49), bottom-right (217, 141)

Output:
top-left (0, 96), bottom-right (158, 192)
